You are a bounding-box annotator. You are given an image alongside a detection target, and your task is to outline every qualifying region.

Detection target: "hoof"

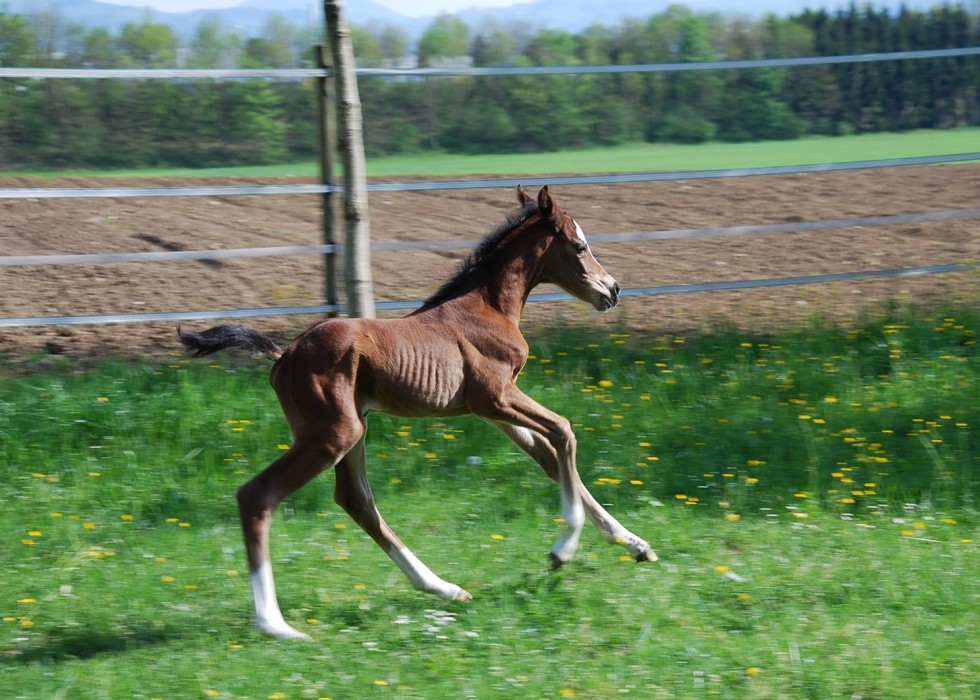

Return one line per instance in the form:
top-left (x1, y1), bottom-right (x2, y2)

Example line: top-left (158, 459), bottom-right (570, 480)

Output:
top-left (635, 548), bottom-right (659, 563)
top-left (257, 621), bottom-right (312, 641)
top-left (549, 551), bottom-right (566, 571)
top-left (454, 587), bottom-right (474, 602)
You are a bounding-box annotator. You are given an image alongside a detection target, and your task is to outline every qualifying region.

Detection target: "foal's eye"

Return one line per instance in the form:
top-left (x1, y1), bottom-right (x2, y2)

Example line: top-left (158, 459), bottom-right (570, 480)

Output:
top-left (573, 242), bottom-right (587, 255)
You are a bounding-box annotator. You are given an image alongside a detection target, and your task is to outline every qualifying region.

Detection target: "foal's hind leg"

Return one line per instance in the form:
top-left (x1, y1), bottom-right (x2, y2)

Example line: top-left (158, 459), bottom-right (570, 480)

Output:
top-left (238, 424), bottom-right (362, 640)
top-left (491, 421), bottom-right (658, 565)
top-left (334, 435), bottom-right (472, 601)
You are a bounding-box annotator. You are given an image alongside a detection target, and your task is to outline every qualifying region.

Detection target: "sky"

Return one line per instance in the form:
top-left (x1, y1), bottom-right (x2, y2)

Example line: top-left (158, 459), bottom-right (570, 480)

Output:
top-left (105, 0), bottom-right (525, 17)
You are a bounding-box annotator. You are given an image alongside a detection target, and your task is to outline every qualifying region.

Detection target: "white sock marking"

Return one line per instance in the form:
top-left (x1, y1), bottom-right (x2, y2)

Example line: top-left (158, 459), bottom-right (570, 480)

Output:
top-left (389, 547), bottom-right (466, 600)
top-left (250, 562), bottom-right (309, 640)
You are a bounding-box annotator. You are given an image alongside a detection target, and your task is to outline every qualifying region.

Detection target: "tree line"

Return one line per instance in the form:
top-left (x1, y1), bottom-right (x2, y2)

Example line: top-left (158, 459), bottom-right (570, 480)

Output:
top-left (0, 3), bottom-right (977, 170)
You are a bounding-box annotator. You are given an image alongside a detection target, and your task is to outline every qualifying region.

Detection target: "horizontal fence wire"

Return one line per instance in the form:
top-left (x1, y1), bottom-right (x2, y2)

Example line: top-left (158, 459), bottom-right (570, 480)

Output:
top-left (3, 207), bottom-right (979, 267)
top-left (2, 152), bottom-right (979, 201)
top-left (1, 263), bottom-right (975, 328)
top-left (1, 47), bottom-right (978, 80)
top-left (2, 49), bottom-right (978, 327)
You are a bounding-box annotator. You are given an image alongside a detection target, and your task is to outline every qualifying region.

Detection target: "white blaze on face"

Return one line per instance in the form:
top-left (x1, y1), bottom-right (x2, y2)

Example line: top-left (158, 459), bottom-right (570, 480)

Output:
top-left (573, 220), bottom-right (589, 248)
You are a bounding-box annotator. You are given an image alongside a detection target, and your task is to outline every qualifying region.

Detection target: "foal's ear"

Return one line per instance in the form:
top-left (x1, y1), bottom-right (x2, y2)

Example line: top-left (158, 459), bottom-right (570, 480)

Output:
top-left (537, 185), bottom-right (555, 219)
top-left (516, 184), bottom-right (534, 206)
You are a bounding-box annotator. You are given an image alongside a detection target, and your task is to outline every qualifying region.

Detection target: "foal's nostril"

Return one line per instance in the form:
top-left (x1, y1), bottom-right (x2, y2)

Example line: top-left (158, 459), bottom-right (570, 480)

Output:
top-left (613, 281), bottom-right (621, 295)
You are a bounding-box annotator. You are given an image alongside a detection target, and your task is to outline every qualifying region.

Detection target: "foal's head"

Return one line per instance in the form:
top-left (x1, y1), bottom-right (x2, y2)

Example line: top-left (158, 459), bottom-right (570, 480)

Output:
top-left (522, 185), bottom-right (621, 312)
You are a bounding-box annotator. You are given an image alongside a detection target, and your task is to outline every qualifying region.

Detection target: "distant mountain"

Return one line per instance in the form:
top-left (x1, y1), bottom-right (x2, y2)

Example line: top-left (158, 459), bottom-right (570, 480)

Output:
top-left (9, 0), bottom-right (953, 40)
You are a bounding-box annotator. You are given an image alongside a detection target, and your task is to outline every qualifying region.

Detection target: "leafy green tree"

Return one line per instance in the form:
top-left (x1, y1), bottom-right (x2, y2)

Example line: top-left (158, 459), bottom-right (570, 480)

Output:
top-left (82, 27), bottom-right (121, 67)
top-left (189, 16), bottom-right (240, 69)
top-left (116, 15), bottom-right (177, 68)
top-left (0, 9), bottom-right (32, 66)
top-left (229, 80), bottom-right (287, 163)
top-left (418, 14), bottom-right (470, 66)
top-left (523, 28), bottom-right (578, 66)
top-left (377, 24), bottom-right (409, 62)
top-left (351, 26), bottom-right (384, 67)
top-left (471, 20), bottom-right (525, 66)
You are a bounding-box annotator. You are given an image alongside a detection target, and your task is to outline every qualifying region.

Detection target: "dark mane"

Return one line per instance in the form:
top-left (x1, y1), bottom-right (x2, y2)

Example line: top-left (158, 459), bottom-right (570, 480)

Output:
top-left (416, 200), bottom-right (540, 310)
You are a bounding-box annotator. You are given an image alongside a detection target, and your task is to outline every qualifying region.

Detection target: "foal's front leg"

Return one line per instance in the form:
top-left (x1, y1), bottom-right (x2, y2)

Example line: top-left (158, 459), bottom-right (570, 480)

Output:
top-left (488, 411), bottom-right (658, 565)
top-left (478, 386), bottom-right (591, 566)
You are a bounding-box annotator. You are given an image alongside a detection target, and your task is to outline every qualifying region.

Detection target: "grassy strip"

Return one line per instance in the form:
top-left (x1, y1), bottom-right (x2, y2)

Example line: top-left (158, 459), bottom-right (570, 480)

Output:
top-left (7, 127), bottom-right (979, 180)
top-left (1, 307), bottom-right (977, 697)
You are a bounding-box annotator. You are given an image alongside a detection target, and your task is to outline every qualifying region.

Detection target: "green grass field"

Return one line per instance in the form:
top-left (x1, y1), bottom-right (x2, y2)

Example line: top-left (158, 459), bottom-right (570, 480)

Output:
top-left (10, 127), bottom-right (980, 180)
top-left (1, 308), bottom-right (977, 698)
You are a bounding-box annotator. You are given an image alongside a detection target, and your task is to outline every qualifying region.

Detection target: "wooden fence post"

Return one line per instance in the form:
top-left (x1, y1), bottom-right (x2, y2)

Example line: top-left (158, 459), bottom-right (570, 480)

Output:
top-left (313, 43), bottom-right (338, 316)
top-left (324, 0), bottom-right (375, 318)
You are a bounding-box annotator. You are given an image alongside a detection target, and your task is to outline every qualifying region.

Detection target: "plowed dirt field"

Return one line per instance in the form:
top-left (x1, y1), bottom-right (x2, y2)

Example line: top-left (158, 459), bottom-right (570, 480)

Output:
top-left (1, 163), bottom-right (978, 360)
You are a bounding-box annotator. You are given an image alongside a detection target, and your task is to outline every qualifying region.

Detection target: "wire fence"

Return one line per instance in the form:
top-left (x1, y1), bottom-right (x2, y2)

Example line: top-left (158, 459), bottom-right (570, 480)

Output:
top-left (2, 48), bottom-right (978, 328)
top-left (2, 47), bottom-right (978, 80)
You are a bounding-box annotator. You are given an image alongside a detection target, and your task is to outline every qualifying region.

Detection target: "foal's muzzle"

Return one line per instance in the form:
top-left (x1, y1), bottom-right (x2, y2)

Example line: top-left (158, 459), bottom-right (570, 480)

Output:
top-left (599, 280), bottom-right (621, 311)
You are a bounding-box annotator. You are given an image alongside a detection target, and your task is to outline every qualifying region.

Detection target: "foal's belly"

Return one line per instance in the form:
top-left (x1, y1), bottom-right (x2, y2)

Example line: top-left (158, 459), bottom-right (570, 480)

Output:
top-left (363, 345), bottom-right (468, 417)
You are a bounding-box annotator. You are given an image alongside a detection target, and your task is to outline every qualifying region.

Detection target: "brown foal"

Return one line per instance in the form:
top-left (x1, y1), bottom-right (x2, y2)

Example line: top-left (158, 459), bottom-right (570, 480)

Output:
top-left (180, 185), bottom-right (656, 640)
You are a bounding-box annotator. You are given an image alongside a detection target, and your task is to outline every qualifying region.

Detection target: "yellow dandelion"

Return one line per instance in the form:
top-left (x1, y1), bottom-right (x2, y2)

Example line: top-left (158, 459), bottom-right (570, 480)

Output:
top-left (491, 534), bottom-right (505, 541)
top-left (745, 477), bottom-right (759, 485)
top-left (737, 593), bottom-right (751, 601)
top-left (373, 680), bottom-right (389, 687)
top-left (746, 667), bottom-right (761, 677)
top-left (120, 514), bottom-right (133, 522)
top-left (559, 690), bottom-right (577, 698)
top-left (714, 565), bottom-right (731, 574)
top-left (82, 522), bottom-right (96, 530)
top-left (598, 380), bottom-right (613, 388)
top-left (160, 576), bottom-right (175, 583)
top-left (724, 513), bottom-right (741, 522)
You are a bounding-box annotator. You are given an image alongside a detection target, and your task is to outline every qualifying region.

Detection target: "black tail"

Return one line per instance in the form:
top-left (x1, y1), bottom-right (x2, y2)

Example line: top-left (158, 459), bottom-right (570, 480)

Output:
top-left (178, 324), bottom-right (284, 360)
